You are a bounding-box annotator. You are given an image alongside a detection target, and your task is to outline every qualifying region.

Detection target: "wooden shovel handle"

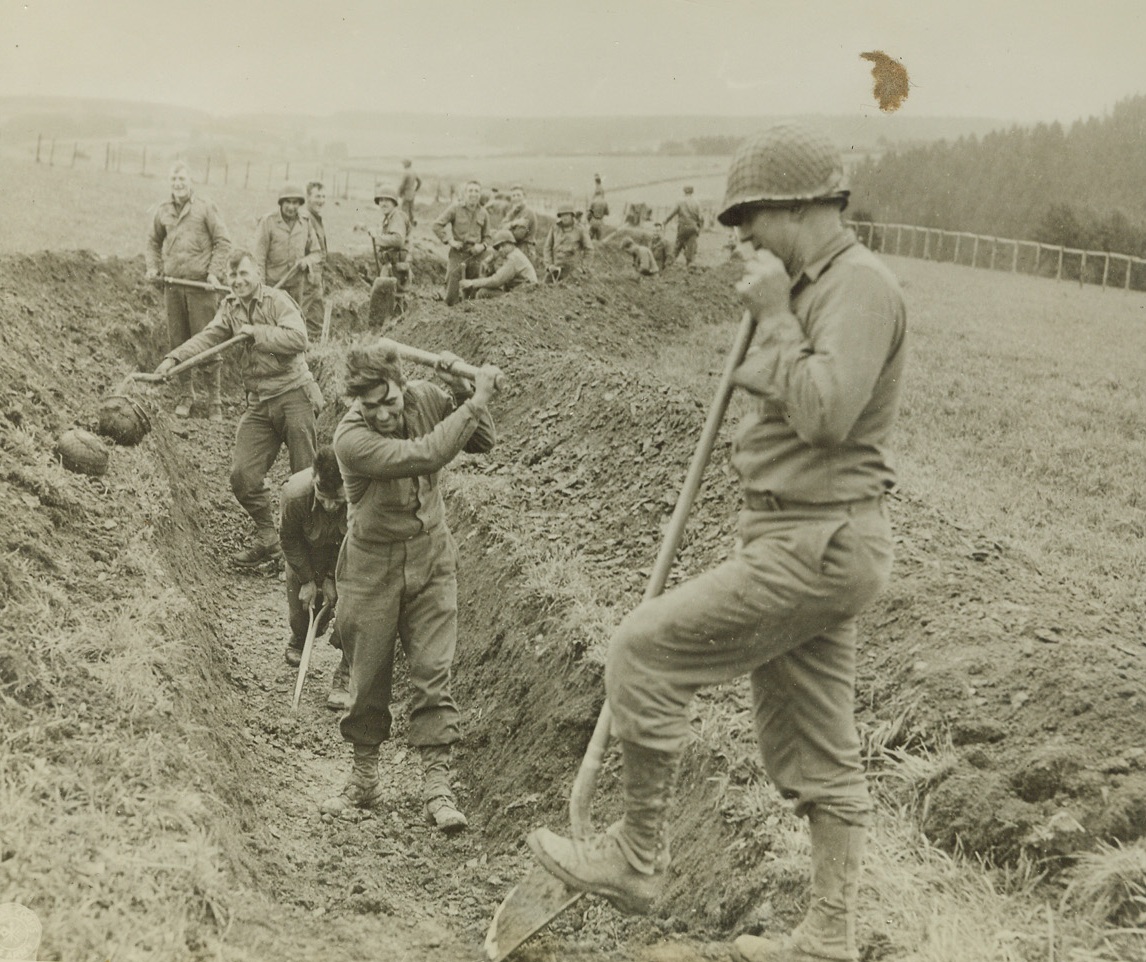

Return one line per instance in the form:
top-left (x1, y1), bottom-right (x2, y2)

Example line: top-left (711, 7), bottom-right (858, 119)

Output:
top-left (568, 309), bottom-right (758, 837)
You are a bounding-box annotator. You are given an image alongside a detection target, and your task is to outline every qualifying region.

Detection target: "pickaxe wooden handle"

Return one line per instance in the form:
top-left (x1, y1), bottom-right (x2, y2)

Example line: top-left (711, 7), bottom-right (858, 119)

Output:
top-left (161, 276), bottom-right (231, 294)
top-left (382, 337), bottom-right (507, 390)
top-left (128, 333), bottom-right (249, 386)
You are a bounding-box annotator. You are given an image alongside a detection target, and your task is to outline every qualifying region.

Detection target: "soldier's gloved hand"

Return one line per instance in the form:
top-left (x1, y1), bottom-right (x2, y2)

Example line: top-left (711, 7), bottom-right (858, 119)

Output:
top-left (299, 581), bottom-right (318, 609)
top-left (459, 278), bottom-right (475, 291)
top-left (450, 240), bottom-right (465, 251)
top-left (736, 248), bottom-right (790, 320)
top-left (154, 357), bottom-right (177, 377)
top-left (321, 577), bottom-right (337, 606)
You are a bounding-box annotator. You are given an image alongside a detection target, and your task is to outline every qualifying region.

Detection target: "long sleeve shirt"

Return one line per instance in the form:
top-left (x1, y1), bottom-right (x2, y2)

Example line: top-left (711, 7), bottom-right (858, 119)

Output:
top-left (371, 208), bottom-right (410, 252)
top-left (166, 285), bottom-right (312, 401)
top-left (503, 203), bottom-right (538, 246)
top-left (477, 248), bottom-right (538, 290)
top-left (333, 380), bottom-right (496, 545)
top-left (664, 199), bottom-right (703, 234)
top-left (279, 468), bottom-right (347, 584)
top-left (146, 191), bottom-right (231, 280)
top-left (432, 202), bottom-right (489, 248)
top-left (544, 222), bottom-right (592, 267)
top-left (730, 229), bottom-right (906, 503)
top-left (253, 211), bottom-right (319, 287)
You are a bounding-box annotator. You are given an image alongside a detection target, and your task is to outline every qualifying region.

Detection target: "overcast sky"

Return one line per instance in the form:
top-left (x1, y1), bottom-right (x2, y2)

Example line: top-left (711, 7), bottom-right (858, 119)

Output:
top-left (3, 0), bottom-right (1143, 123)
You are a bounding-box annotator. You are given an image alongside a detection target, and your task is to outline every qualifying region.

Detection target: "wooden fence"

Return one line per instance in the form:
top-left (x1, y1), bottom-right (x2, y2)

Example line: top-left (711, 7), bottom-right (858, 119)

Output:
top-left (847, 220), bottom-right (1146, 292)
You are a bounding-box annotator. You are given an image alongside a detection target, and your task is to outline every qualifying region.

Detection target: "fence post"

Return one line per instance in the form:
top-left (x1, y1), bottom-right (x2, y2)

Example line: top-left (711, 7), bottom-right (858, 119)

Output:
top-left (953, 233), bottom-right (961, 264)
top-left (205, 156), bottom-right (211, 184)
top-left (1127, 258), bottom-right (1135, 291)
top-left (1011, 241), bottom-right (1019, 272)
top-left (989, 237), bottom-right (997, 270)
top-left (922, 229), bottom-right (931, 260)
top-left (48, 139), bottom-right (56, 166)
top-left (971, 234), bottom-right (980, 268)
top-left (1055, 247), bottom-right (1064, 280)
top-left (1079, 250), bottom-right (1087, 287)
top-left (895, 224), bottom-right (902, 255)
top-left (1102, 254), bottom-right (1111, 290)
top-left (35, 133), bottom-right (42, 163)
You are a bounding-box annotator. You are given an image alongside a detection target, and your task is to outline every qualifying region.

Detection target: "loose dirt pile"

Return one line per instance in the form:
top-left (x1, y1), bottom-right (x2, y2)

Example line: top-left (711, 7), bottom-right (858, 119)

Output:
top-left (2, 241), bottom-right (1145, 960)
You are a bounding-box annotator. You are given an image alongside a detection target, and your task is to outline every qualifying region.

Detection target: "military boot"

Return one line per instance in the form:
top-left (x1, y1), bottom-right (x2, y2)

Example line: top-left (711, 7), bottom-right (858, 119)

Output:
top-left (528, 740), bottom-right (676, 915)
top-left (319, 743), bottom-right (384, 816)
top-left (174, 371), bottom-right (195, 418)
top-left (325, 654), bottom-right (352, 711)
top-left (732, 810), bottom-right (866, 962)
top-left (420, 744), bottom-right (468, 834)
top-left (233, 528), bottom-right (284, 569)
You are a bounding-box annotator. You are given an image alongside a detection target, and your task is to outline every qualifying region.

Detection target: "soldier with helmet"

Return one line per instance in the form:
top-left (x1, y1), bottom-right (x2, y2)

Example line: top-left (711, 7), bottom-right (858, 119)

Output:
top-left (253, 183), bottom-right (323, 310)
top-left (356, 184), bottom-right (412, 324)
top-left (663, 184), bottom-right (704, 268)
top-left (461, 230), bottom-right (538, 298)
top-left (542, 202), bottom-right (593, 281)
top-left (529, 122), bottom-right (907, 962)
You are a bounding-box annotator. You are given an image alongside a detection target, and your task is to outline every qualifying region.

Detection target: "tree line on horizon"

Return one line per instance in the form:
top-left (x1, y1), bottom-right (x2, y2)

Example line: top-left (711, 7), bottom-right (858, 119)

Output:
top-left (848, 95), bottom-right (1146, 260)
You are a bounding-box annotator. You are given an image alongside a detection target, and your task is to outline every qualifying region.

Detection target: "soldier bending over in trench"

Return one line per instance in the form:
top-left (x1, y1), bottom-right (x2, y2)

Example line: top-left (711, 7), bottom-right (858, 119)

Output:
top-left (320, 339), bottom-right (502, 833)
top-left (528, 122), bottom-right (907, 962)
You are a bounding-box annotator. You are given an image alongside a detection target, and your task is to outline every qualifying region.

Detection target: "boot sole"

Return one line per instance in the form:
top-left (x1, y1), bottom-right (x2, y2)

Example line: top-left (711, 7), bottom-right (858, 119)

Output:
top-left (425, 800), bottom-right (468, 835)
top-left (526, 832), bottom-right (654, 915)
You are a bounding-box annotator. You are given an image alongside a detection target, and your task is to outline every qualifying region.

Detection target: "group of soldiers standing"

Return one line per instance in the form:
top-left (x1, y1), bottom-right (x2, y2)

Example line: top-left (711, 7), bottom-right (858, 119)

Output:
top-left (142, 122), bottom-right (905, 962)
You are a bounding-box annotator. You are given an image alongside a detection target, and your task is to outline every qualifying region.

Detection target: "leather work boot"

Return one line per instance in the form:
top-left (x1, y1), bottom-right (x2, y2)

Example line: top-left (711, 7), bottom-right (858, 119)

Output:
top-left (528, 741), bottom-right (677, 915)
top-left (732, 810), bottom-right (866, 962)
top-left (325, 655), bottom-right (352, 711)
top-left (232, 537), bottom-right (284, 569)
top-left (319, 744), bottom-right (384, 816)
top-left (284, 639), bottom-right (304, 667)
top-left (420, 744), bottom-right (468, 834)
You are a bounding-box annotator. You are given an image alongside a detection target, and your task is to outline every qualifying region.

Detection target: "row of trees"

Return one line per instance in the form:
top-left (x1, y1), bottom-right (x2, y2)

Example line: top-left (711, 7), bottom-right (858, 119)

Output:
top-left (849, 95), bottom-right (1146, 258)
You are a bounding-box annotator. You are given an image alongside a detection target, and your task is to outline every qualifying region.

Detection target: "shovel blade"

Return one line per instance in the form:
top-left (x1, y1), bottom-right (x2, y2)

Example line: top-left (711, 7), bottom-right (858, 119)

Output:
top-left (484, 864), bottom-right (583, 961)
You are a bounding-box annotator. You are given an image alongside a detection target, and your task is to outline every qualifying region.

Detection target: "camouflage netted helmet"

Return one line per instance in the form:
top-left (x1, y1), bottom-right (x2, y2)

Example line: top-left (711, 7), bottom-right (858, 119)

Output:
top-left (556, 202), bottom-right (575, 216)
top-left (717, 123), bottom-right (848, 227)
top-left (278, 183), bottom-right (306, 203)
top-left (491, 229), bottom-right (516, 248)
top-left (373, 184), bottom-right (399, 205)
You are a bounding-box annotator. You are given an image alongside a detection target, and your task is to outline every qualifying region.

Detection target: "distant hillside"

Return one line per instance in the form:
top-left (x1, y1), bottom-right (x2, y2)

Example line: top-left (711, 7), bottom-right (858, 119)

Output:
top-left (849, 94), bottom-right (1146, 256)
top-left (0, 96), bottom-right (1005, 161)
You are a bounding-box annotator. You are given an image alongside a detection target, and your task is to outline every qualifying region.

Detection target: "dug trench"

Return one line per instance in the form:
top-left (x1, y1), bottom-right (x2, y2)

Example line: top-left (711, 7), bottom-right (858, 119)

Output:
top-left (2, 245), bottom-right (1145, 961)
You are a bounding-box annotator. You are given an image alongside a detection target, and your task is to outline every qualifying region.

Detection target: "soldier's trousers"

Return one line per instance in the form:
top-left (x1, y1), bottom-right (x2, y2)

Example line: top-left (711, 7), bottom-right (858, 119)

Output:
top-left (672, 229), bottom-right (699, 265)
top-left (165, 286), bottom-right (220, 390)
top-left (335, 525), bottom-right (462, 748)
top-left (606, 498), bottom-right (893, 825)
top-left (445, 249), bottom-right (484, 306)
top-left (229, 386), bottom-right (317, 539)
top-left (300, 275), bottom-right (325, 343)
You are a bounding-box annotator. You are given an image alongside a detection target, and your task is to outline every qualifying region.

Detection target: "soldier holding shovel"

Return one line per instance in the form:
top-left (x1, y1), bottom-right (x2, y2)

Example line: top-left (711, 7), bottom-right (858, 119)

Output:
top-left (527, 122), bottom-right (907, 962)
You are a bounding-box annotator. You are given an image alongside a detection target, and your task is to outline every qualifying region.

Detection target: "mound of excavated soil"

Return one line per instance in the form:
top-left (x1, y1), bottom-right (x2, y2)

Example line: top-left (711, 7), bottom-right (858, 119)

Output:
top-left (3, 242), bottom-right (1145, 959)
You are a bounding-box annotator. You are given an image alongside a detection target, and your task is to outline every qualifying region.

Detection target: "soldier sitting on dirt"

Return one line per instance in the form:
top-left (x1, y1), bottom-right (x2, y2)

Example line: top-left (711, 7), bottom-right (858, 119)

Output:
top-left (432, 180), bottom-right (491, 306)
top-left (461, 230), bottom-right (538, 298)
top-left (145, 161), bottom-right (232, 421)
top-left (543, 203), bottom-right (593, 281)
top-left (154, 248), bottom-right (323, 568)
top-left (619, 236), bottom-right (660, 277)
top-left (279, 445), bottom-right (350, 711)
top-left (320, 339), bottom-right (502, 833)
top-left (528, 123), bottom-right (907, 962)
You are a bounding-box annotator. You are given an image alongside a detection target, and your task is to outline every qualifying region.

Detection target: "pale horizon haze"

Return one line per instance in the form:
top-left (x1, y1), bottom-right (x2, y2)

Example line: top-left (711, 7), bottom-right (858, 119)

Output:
top-left (2, 0), bottom-right (1144, 125)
